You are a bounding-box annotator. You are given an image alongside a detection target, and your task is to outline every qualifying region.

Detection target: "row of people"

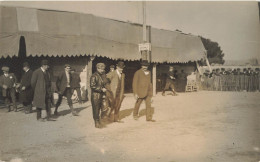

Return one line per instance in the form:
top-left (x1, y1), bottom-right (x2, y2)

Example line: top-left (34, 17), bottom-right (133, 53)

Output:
top-left (201, 68), bottom-right (260, 92)
top-left (0, 61), bottom-right (82, 121)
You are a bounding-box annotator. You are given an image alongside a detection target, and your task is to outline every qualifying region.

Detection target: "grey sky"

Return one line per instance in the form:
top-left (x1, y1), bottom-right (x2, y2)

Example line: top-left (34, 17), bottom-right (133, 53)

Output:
top-left (1, 1), bottom-right (259, 61)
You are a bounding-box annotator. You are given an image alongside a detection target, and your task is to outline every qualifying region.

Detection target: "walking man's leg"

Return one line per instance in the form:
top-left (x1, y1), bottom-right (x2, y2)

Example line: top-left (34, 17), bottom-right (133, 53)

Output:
top-left (54, 94), bottom-right (63, 115)
top-left (10, 88), bottom-right (17, 112)
top-left (66, 88), bottom-right (78, 116)
top-left (133, 98), bottom-right (142, 120)
top-left (76, 88), bottom-right (82, 104)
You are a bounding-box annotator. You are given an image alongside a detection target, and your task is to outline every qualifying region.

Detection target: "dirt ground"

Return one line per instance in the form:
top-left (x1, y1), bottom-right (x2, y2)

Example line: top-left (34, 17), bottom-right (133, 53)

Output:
top-left (0, 91), bottom-right (260, 162)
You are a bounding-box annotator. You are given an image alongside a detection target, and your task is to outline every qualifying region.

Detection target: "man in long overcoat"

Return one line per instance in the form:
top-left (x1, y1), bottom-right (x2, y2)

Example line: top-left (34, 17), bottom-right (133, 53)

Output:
top-left (54, 64), bottom-right (78, 116)
top-left (19, 62), bottom-right (34, 114)
top-left (0, 66), bottom-right (18, 112)
top-left (31, 60), bottom-right (53, 121)
top-left (106, 61), bottom-right (125, 122)
top-left (90, 63), bottom-right (107, 128)
top-left (132, 61), bottom-right (154, 122)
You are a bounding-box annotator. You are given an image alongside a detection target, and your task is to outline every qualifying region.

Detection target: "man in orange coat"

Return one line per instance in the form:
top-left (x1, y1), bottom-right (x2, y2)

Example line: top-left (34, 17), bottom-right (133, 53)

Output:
top-left (132, 61), bottom-right (155, 122)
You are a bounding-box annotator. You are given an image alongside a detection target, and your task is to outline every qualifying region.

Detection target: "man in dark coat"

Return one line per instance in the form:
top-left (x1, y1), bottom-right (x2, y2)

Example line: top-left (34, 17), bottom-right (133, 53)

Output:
top-left (70, 68), bottom-right (82, 104)
top-left (0, 66), bottom-right (18, 112)
top-left (162, 66), bottom-right (178, 96)
top-left (106, 61), bottom-right (125, 122)
top-left (54, 64), bottom-right (78, 116)
top-left (31, 60), bottom-right (53, 121)
top-left (132, 61), bottom-right (155, 122)
top-left (19, 62), bottom-right (33, 114)
top-left (90, 63), bottom-right (107, 128)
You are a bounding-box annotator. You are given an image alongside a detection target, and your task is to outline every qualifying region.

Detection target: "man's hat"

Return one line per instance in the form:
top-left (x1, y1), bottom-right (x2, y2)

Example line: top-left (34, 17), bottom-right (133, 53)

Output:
top-left (23, 62), bottom-right (30, 68)
top-left (140, 60), bottom-right (150, 66)
top-left (2, 66), bottom-right (9, 72)
top-left (64, 64), bottom-right (71, 68)
top-left (110, 65), bottom-right (115, 68)
top-left (117, 61), bottom-right (125, 69)
top-left (96, 63), bottom-right (105, 69)
top-left (255, 68), bottom-right (259, 71)
top-left (237, 68), bottom-right (241, 70)
top-left (41, 60), bottom-right (49, 66)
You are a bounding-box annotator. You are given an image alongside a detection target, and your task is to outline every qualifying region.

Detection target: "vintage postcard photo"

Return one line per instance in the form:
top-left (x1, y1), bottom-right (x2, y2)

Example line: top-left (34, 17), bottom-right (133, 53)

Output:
top-left (0, 1), bottom-right (259, 162)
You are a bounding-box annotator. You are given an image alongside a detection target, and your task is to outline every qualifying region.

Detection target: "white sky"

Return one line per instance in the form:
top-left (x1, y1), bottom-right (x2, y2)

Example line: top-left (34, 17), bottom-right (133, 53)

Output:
top-left (1, 1), bottom-right (259, 61)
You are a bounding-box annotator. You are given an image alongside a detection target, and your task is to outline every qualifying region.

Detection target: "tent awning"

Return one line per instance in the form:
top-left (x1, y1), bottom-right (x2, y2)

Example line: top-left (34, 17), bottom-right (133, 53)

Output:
top-left (0, 6), bottom-right (206, 63)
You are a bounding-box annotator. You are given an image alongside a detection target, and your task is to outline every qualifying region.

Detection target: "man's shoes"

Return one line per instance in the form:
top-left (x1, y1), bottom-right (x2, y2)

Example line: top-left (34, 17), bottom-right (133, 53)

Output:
top-left (146, 119), bottom-right (156, 122)
top-left (46, 118), bottom-right (56, 121)
top-left (54, 111), bottom-right (59, 116)
top-left (37, 118), bottom-right (45, 122)
top-left (95, 121), bottom-right (101, 128)
top-left (72, 111), bottom-right (79, 116)
top-left (133, 116), bottom-right (139, 120)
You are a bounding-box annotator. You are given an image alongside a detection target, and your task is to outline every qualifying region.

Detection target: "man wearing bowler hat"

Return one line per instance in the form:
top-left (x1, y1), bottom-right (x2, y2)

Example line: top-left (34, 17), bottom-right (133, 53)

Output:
top-left (19, 62), bottom-right (34, 114)
top-left (106, 61), bottom-right (125, 122)
top-left (132, 60), bottom-right (155, 122)
top-left (90, 63), bottom-right (107, 128)
top-left (31, 60), bottom-right (54, 121)
top-left (0, 66), bottom-right (18, 112)
top-left (54, 64), bottom-right (78, 116)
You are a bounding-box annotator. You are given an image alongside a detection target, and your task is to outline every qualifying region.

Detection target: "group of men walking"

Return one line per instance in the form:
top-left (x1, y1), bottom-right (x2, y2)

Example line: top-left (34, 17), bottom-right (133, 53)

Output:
top-left (0, 60), bottom-right (82, 121)
top-left (201, 68), bottom-right (260, 92)
top-left (90, 60), bottom-right (155, 128)
top-left (0, 59), bottom-right (155, 127)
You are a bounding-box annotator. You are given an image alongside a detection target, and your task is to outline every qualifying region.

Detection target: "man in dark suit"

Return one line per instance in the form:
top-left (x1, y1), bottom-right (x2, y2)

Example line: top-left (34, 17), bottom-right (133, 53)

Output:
top-left (90, 63), bottom-right (107, 128)
top-left (0, 66), bottom-right (18, 112)
top-left (70, 68), bottom-right (82, 104)
top-left (106, 61), bottom-right (125, 122)
top-left (54, 64), bottom-right (78, 116)
top-left (132, 61), bottom-right (155, 122)
top-left (31, 60), bottom-right (54, 121)
top-left (19, 62), bottom-right (34, 114)
top-left (162, 66), bottom-right (178, 96)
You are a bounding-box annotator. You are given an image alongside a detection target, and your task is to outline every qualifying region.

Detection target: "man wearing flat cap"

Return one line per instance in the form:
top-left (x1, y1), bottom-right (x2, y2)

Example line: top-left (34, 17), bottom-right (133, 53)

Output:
top-left (31, 60), bottom-right (53, 121)
top-left (132, 60), bottom-right (155, 122)
top-left (54, 64), bottom-right (78, 116)
top-left (106, 61), bottom-right (125, 122)
top-left (90, 63), bottom-right (107, 128)
top-left (0, 66), bottom-right (18, 112)
top-left (19, 62), bottom-right (34, 114)
top-left (109, 65), bottom-right (115, 73)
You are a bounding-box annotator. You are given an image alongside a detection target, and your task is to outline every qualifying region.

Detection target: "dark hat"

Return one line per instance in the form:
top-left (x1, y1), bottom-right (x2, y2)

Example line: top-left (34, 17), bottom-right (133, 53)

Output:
top-left (23, 62), bottom-right (30, 68)
top-left (64, 64), bottom-right (71, 68)
top-left (237, 68), bottom-right (241, 70)
top-left (96, 63), bottom-right (105, 69)
top-left (117, 61), bottom-right (125, 69)
top-left (110, 65), bottom-right (115, 68)
top-left (140, 60), bottom-right (150, 66)
top-left (255, 68), bottom-right (259, 71)
top-left (2, 66), bottom-right (9, 72)
top-left (41, 60), bottom-right (49, 66)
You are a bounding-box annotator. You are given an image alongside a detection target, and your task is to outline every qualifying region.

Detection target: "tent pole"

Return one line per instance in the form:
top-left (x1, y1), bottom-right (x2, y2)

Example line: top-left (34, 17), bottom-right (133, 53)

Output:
top-left (153, 63), bottom-right (157, 96)
top-left (87, 56), bottom-right (95, 101)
